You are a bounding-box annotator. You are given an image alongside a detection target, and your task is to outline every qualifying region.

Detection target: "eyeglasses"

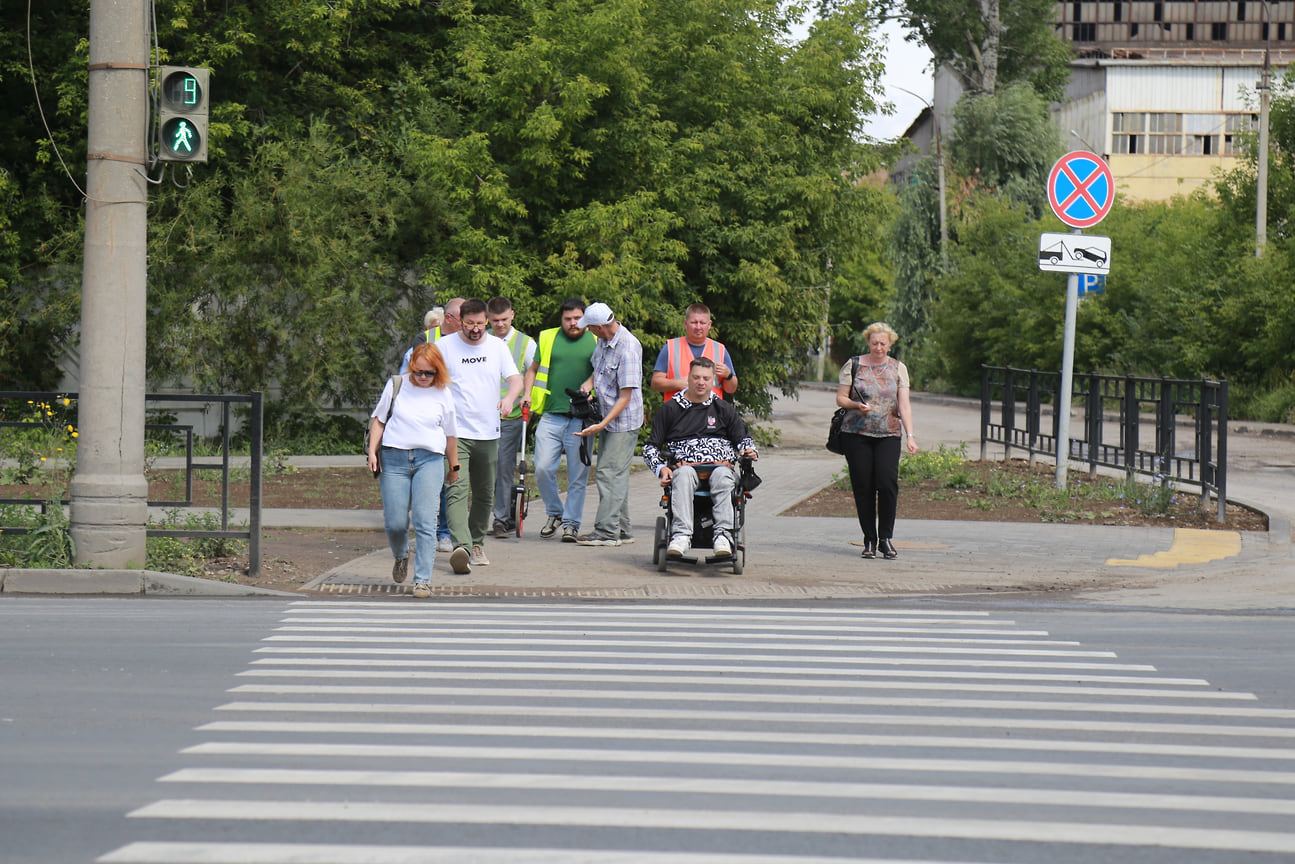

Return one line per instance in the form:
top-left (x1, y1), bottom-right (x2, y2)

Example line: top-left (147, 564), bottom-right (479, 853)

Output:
top-left (410, 369), bottom-right (436, 379)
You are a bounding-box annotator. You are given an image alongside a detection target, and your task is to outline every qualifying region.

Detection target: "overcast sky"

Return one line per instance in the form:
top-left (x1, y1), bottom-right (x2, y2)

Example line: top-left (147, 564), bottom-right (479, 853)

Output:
top-left (861, 17), bottom-right (935, 141)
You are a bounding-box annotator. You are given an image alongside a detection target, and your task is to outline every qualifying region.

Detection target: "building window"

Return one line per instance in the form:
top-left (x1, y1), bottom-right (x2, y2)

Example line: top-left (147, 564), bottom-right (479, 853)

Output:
top-left (1154, 2), bottom-right (1163, 22)
top-left (1185, 115), bottom-right (1222, 155)
top-left (1113, 113), bottom-right (1144, 154)
top-left (1187, 23), bottom-right (1195, 40)
top-left (1281, 23), bottom-right (1288, 41)
top-left (1114, 1), bottom-right (1123, 22)
top-left (1073, 22), bottom-right (1096, 40)
top-left (1224, 114), bottom-right (1254, 156)
top-left (1212, 22), bottom-right (1227, 40)
top-left (1132, 23), bottom-right (1140, 37)
top-left (1146, 113), bottom-right (1183, 154)
top-left (1239, 2), bottom-right (1246, 22)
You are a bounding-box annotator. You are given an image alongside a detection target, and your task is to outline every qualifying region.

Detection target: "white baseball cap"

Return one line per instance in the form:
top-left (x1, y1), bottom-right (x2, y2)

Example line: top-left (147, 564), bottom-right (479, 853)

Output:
top-left (577, 302), bottom-right (615, 327)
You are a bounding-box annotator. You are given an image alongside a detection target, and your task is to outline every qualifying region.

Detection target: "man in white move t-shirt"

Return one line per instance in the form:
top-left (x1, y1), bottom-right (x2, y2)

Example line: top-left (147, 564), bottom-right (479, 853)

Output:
top-left (436, 298), bottom-right (523, 574)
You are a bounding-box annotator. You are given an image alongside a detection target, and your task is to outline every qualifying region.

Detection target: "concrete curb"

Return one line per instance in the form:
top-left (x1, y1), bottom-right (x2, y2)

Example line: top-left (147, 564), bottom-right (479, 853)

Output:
top-left (0, 568), bottom-right (296, 597)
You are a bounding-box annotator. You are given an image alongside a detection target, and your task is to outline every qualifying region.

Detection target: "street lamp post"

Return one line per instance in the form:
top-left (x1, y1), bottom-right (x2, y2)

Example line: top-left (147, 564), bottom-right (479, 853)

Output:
top-left (896, 86), bottom-right (948, 271)
top-left (1257, 0), bottom-right (1272, 257)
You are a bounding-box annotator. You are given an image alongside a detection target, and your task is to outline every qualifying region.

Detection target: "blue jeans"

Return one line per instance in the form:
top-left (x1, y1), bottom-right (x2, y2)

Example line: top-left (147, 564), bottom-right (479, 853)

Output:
top-left (533, 413), bottom-right (590, 529)
top-left (378, 447), bottom-right (445, 584)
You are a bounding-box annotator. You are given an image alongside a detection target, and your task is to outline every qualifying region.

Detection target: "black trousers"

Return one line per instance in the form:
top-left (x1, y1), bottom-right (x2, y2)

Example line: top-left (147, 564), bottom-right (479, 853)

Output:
top-left (841, 433), bottom-right (901, 541)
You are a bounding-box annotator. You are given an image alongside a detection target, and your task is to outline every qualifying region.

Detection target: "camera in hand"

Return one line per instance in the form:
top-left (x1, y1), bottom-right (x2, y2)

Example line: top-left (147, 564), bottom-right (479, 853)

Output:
top-left (565, 387), bottom-right (603, 426)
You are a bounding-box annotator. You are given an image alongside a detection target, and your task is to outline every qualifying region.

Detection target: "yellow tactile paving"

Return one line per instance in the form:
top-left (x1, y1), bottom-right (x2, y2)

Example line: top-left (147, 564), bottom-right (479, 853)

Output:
top-left (1106, 528), bottom-right (1242, 569)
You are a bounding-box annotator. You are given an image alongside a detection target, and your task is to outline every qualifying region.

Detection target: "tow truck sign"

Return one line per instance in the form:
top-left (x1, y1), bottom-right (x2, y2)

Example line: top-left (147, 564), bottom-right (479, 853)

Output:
top-left (1038, 232), bottom-right (1111, 274)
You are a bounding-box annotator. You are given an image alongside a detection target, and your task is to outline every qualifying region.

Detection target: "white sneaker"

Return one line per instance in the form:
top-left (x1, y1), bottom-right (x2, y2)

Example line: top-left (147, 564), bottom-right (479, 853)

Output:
top-left (412, 582), bottom-right (431, 599)
top-left (667, 535), bottom-right (690, 557)
top-left (712, 534), bottom-right (732, 557)
top-left (436, 537), bottom-right (453, 553)
top-left (471, 544), bottom-right (490, 566)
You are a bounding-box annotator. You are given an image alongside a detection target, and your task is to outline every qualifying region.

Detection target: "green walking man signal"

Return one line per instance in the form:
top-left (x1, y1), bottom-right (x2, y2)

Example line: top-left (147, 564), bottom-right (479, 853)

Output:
top-left (157, 66), bottom-right (209, 163)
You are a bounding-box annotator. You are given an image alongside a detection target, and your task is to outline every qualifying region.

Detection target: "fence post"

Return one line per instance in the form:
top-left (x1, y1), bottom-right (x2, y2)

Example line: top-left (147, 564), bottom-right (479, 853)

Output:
top-left (1002, 368), bottom-right (1016, 461)
top-left (249, 392), bottom-right (263, 578)
top-left (1026, 370), bottom-right (1041, 465)
top-left (980, 366), bottom-right (990, 462)
top-left (1156, 377), bottom-right (1174, 488)
top-left (1085, 373), bottom-right (1101, 478)
top-left (1123, 375), bottom-right (1137, 479)
top-left (1217, 380), bottom-right (1228, 522)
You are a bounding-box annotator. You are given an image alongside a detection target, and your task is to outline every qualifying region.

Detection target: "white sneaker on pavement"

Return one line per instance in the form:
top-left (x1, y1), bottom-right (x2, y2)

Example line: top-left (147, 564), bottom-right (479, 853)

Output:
top-left (667, 535), bottom-right (690, 557)
top-left (471, 544), bottom-right (490, 566)
top-left (436, 537), bottom-right (453, 553)
top-left (712, 534), bottom-right (732, 557)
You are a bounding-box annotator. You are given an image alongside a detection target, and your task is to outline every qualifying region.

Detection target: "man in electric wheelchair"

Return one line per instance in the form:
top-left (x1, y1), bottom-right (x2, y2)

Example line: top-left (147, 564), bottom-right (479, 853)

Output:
top-left (642, 356), bottom-right (759, 564)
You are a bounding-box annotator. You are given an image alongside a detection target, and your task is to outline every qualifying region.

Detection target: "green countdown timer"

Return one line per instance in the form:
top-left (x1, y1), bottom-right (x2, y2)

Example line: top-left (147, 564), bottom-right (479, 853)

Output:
top-left (161, 69), bottom-right (204, 109)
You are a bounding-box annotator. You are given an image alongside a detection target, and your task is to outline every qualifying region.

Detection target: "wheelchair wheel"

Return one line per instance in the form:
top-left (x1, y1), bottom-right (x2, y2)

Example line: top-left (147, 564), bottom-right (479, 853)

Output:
top-left (732, 496), bottom-right (746, 575)
top-left (654, 515), bottom-right (668, 571)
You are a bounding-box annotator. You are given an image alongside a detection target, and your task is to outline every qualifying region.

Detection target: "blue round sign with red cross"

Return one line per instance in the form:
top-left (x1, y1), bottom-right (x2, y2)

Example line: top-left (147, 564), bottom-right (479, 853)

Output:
top-left (1047, 151), bottom-right (1113, 229)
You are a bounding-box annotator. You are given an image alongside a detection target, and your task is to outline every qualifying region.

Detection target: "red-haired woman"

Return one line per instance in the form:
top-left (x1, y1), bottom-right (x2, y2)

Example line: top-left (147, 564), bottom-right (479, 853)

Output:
top-left (366, 342), bottom-right (460, 598)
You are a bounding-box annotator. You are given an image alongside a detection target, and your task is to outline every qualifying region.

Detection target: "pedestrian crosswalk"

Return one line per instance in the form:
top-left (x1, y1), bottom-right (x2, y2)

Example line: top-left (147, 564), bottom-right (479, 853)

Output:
top-left (100, 602), bottom-right (1295, 863)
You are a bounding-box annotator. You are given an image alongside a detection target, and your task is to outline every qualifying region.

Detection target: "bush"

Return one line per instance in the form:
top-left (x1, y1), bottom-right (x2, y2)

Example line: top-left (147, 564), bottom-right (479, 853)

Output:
top-left (0, 503), bottom-right (74, 567)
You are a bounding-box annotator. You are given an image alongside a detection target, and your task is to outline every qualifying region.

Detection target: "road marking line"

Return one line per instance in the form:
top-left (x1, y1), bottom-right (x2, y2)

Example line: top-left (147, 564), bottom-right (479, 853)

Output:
top-left (190, 719), bottom-right (1295, 760)
top-left (1108, 528), bottom-right (1242, 568)
top-left (179, 741), bottom-right (1295, 785)
top-left (232, 668), bottom-right (1252, 699)
top-left (99, 841), bottom-right (969, 864)
top-left (227, 684), bottom-right (1288, 717)
top-left (123, 800), bottom-right (1295, 854)
top-left (245, 657), bottom-right (1205, 685)
top-left (155, 768), bottom-right (1295, 815)
top-left (253, 645), bottom-right (1155, 670)
top-left (211, 700), bottom-right (1295, 738)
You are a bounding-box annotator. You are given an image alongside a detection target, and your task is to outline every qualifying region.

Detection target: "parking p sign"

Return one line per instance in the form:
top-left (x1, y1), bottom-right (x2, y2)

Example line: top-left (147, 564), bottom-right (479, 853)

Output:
top-left (1047, 151), bottom-right (1113, 229)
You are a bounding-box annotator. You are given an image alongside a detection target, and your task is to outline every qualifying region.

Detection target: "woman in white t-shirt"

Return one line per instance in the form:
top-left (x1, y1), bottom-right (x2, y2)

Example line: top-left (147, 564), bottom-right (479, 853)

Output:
top-left (367, 342), bottom-right (460, 597)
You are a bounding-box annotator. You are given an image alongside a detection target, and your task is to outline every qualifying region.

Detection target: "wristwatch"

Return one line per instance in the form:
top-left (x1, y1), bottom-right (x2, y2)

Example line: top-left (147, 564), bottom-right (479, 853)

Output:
top-left (451, 464), bottom-right (461, 471)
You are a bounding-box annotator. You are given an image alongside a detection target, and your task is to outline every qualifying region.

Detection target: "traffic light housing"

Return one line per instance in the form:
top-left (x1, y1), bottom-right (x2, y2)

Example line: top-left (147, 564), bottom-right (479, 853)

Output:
top-left (157, 66), bottom-right (209, 163)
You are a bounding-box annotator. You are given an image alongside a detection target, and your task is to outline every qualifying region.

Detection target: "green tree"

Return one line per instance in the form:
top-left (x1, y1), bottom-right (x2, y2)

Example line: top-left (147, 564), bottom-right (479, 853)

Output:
top-left (899, 0), bottom-right (1071, 98)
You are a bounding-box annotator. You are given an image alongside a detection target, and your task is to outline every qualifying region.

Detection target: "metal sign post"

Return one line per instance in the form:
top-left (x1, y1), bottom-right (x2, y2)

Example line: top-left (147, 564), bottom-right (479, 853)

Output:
top-left (1044, 151), bottom-right (1114, 488)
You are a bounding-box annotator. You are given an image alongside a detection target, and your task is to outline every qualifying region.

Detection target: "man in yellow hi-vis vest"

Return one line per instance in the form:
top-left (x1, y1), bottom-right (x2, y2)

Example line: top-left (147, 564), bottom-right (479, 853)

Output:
top-left (522, 297), bottom-right (596, 542)
top-left (487, 296), bottom-right (538, 538)
top-left (650, 302), bottom-right (738, 400)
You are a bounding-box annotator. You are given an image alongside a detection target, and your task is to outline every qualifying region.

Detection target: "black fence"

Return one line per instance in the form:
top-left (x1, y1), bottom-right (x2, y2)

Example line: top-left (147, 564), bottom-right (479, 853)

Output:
top-left (980, 366), bottom-right (1228, 521)
top-left (1, 391), bottom-right (263, 576)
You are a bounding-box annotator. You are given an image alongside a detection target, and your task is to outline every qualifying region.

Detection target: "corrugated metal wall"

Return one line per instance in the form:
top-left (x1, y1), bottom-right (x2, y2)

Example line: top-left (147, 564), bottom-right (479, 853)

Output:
top-left (1105, 65), bottom-right (1263, 111)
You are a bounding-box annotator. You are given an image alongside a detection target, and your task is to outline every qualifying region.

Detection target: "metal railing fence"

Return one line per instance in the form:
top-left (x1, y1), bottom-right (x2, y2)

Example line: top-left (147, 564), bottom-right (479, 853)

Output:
top-left (1, 391), bottom-right (262, 576)
top-left (980, 366), bottom-right (1227, 521)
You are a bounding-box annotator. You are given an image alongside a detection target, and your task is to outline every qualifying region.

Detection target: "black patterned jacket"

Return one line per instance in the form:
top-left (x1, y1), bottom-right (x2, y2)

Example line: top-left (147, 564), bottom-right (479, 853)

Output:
top-left (642, 392), bottom-right (756, 477)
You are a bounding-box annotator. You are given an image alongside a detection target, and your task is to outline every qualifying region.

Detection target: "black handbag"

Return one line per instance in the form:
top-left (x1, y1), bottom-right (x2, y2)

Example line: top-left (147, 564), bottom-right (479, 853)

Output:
top-left (826, 358), bottom-right (858, 455)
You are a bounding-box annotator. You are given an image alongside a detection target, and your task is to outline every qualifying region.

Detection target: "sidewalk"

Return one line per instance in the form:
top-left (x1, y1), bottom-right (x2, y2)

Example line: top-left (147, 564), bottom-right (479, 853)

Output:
top-left (5, 389), bottom-right (1292, 608)
top-left (303, 389), bottom-right (1295, 610)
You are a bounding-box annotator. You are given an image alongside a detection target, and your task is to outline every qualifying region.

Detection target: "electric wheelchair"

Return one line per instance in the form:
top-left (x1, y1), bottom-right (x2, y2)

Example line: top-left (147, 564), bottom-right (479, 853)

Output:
top-left (651, 454), bottom-right (759, 575)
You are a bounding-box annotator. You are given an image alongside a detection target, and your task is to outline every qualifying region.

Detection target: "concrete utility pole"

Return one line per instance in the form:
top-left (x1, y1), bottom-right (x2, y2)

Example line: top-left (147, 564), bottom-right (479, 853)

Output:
top-left (1257, 0), bottom-right (1273, 257)
top-left (70, 0), bottom-right (150, 567)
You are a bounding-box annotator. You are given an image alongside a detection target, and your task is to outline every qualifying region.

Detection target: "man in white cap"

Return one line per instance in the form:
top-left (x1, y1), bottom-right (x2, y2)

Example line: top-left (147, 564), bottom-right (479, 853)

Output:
top-left (573, 302), bottom-right (644, 546)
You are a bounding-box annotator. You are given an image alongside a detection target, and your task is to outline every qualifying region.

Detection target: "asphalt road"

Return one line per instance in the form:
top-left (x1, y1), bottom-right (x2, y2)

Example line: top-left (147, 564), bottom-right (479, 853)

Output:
top-left (8, 597), bottom-right (1295, 863)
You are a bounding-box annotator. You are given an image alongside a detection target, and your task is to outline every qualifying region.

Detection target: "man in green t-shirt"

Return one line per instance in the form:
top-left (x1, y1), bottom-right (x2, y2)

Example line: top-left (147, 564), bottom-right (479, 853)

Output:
top-left (522, 298), bottom-right (598, 542)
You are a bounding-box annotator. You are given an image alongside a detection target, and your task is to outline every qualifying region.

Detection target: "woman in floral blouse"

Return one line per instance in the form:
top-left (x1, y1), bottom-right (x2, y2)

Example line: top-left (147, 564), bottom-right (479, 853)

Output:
top-left (834, 322), bottom-right (919, 559)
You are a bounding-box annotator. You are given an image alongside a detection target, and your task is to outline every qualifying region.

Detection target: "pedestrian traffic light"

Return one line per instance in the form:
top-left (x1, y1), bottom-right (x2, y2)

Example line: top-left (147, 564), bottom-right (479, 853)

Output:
top-left (157, 66), bottom-right (209, 163)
